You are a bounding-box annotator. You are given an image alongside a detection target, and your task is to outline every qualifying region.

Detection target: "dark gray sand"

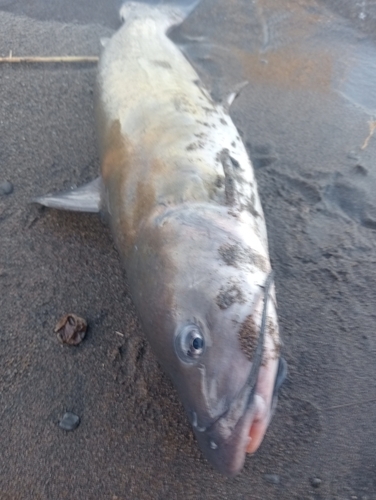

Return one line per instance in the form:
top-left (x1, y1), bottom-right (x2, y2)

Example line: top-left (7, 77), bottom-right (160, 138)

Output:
top-left (1, 0), bottom-right (376, 498)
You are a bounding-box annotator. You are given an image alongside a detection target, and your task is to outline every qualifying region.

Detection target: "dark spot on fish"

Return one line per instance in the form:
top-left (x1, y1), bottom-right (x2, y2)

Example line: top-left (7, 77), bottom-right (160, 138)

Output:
top-left (203, 106), bottom-right (216, 114)
top-left (220, 118), bottom-right (227, 125)
top-left (173, 96), bottom-right (197, 113)
top-left (253, 253), bottom-right (268, 272)
top-left (219, 243), bottom-right (245, 267)
top-left (231, 141), bottom-right (236, 148)
top-left (216, 284), bottom-right (245, 309)
top-left (220, 149), bottom-right (239, 208)
top-left (152, 60), bottom-right (172, 69)
top-left (247, 203), bottom-right (259, 219)
top-left (267, 319), bottom-right (280, 353)
top-left (229, 156), bottom-right (240, 168)
top-left (215, 175), bottom-right (224, 188)
top-left (238, 315), bottom-right (258, 362)
top-left (261, 320), bottom-right (281, 366)
top-left (186, 141), bottom-right (205, 151)
top-left (244, 192), bottom-right (260, 219)
top-left (197, 121), bottom-right (210, 127)
top-left (218, 242), bottom-right (268, 271)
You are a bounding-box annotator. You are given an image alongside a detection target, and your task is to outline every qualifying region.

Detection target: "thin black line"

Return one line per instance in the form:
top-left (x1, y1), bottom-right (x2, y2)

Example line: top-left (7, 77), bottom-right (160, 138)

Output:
top-left (246, 270), bottom-right (275, 407)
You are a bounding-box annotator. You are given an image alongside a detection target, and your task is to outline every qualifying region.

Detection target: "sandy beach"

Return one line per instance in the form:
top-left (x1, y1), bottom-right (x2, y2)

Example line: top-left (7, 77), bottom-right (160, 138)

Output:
top-left (0, 0), bottom-right (375, 498)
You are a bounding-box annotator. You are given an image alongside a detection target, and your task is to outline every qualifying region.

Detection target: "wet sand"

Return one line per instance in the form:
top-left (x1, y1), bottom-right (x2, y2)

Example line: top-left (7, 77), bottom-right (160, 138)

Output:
top-left (1, 0), bottom-right (376, 498)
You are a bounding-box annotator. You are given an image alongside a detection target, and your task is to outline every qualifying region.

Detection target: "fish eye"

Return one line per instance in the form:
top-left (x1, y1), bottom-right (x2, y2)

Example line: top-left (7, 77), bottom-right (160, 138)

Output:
top-left (175, 324), bottom-right (205, 363)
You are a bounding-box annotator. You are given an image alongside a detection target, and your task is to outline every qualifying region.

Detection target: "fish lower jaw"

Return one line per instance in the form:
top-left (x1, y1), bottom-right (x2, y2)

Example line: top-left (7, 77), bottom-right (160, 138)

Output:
top-left (193, 394), bottom-right (270, 476)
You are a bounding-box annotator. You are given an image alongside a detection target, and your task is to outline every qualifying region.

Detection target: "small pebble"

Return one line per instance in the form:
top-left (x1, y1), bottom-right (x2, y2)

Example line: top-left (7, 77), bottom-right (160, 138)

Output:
top-left (54, 313), bottom-right (87, 345)
top-left (310, 477), bottom-right (322, 488)
top-left (59, 412), bottom-right (80, 431)
top-left (263, 474), bottom-right (280, 485)
top-left (0, 180), bottom-right (13, 195)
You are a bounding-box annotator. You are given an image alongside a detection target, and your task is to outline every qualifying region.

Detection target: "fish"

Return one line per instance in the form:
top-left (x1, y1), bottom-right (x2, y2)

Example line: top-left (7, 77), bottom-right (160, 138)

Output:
top-left (34, 0), bottom-right (287, 476)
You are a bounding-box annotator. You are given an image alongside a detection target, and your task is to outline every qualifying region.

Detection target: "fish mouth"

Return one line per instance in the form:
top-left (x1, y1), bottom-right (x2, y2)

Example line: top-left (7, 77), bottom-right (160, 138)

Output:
top-left (192, 356), bottom-right (287, 476)
top-left (192, 393), bottom-right (265, 476)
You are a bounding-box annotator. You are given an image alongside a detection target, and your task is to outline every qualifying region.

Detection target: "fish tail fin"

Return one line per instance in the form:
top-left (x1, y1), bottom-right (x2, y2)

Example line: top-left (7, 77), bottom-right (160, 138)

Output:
top-left (119, 0), bottom-right (200, 30)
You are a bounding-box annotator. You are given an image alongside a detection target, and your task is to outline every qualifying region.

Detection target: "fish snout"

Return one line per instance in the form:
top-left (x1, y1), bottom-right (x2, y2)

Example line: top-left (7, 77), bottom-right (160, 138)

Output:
top-left (189, 356), bottom-right (288, 475)
top-left (192, 403), bottom-right (256, 476)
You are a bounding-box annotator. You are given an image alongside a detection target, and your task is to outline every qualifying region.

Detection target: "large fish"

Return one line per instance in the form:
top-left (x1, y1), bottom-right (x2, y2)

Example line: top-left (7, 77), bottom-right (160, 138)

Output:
top-left (35, 0), bottom-right (286, 476)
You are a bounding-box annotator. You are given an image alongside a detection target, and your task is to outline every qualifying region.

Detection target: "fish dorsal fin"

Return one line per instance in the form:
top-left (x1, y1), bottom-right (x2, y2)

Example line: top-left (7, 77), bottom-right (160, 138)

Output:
top-left (33, 177), bottom-right (102, 213)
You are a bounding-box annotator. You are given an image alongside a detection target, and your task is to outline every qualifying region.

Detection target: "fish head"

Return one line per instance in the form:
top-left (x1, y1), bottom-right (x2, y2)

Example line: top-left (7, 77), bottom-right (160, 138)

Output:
top-left (127, 204), bottom-right (285, 476)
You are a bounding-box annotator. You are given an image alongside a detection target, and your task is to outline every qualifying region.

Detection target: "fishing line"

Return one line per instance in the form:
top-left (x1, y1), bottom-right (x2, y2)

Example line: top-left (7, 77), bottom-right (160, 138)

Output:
top-left (246, 270), bottom-right (275, 408)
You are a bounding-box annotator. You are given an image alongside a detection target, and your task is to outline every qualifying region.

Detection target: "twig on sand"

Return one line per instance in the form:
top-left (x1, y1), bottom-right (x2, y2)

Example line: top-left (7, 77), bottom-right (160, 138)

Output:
top-left (299, 398), bottom-right (376, 414)
top-left (0, 51), bottom-right (99, 64)
top-left (320, 398), bottom-right (376, 411)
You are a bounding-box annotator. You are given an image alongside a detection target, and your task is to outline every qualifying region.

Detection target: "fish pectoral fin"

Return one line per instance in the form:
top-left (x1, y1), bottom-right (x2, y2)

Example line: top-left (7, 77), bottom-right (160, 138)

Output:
top-left (33, 177), bottom-right (102, 213)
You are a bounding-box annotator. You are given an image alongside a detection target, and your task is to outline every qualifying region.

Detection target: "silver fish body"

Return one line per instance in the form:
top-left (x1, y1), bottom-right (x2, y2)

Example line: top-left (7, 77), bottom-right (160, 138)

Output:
top-left (36, 1), bottom-right (285, 476)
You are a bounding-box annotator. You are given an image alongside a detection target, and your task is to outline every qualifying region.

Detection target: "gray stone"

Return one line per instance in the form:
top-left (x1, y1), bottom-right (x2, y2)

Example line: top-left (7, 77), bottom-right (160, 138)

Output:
top-left (59, 412), bottom-right (80, 431)
top-left (0, 181), bottom-right (13, 195)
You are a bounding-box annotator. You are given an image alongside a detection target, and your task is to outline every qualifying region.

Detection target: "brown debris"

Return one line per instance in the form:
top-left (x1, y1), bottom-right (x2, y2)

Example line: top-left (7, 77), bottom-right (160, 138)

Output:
top-left (54, 314), bottom-right (87, 346)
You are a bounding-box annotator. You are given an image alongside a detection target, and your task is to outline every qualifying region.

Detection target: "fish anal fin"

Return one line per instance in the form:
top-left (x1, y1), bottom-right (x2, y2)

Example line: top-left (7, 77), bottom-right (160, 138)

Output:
top-left (33, 177), bottom-right (102, 213)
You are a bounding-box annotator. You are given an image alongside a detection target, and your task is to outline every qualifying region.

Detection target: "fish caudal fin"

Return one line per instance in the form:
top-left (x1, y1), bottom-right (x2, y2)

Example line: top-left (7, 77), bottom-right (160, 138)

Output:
top-left (119, 0), bottom-right (201, 30)
top-left (33, 177), bottom-right (102, 213)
